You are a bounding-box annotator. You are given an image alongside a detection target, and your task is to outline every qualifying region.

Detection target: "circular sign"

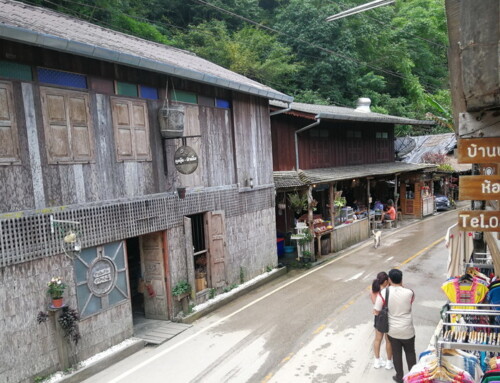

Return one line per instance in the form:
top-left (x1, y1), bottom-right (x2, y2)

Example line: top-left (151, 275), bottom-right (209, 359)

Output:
top-left (174, 146), bottom-right (199, 175)
top-left (87, 257), bottom-right (117, 296)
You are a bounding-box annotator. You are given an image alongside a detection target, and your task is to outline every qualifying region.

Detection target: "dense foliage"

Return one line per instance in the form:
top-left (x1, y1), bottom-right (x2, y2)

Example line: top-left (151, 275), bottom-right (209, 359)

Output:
top-left (23, 0), bottom-right (451, 135)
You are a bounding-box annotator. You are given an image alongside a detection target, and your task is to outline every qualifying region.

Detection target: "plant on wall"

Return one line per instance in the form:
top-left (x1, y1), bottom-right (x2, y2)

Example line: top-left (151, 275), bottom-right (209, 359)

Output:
top-left (58, 306), bottom-right (81, 345)
top-left (172, 280), bottom-right (191, 296)
top-left (288, 192), bottom-right (308, 214)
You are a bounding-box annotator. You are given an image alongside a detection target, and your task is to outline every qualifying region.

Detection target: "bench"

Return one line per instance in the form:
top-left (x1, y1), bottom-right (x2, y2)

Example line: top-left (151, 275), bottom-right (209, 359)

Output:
top-left (383, 220), bottom-right (395, 229)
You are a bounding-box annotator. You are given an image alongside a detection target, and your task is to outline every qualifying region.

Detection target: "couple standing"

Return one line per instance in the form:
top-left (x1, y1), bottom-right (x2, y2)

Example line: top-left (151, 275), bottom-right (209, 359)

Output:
top-left (371, 269), bottom-right (416, 383)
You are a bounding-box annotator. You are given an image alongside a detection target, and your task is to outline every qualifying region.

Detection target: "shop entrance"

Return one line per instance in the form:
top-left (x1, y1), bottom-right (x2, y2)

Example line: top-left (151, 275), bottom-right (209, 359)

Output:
top-left (126, 232), bottom-right (169, 321)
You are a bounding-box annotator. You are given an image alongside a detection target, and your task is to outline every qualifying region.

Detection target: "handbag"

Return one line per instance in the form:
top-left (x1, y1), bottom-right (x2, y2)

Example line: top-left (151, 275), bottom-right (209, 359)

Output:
top-left (375, 287), bottom-right (389, 333)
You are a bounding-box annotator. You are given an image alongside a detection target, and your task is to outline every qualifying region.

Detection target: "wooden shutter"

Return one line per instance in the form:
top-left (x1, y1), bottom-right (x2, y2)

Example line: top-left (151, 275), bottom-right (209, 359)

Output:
top-left (207, 211), bottom-right (227, 288)
top-left (69, 95), bottom-right (93, 161)
top-left (40, 87), bottom-right (93, 163)
top-left (0, 81), bottom-right (20, 164)
top-left (111, 98), bottom-right (151, 161)
top-left (132, 102), bottom-right (151, 160)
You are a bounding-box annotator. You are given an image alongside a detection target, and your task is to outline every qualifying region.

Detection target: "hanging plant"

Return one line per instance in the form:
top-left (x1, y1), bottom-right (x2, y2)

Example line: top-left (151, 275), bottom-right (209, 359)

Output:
top-left (288, 192), bottom-right (308, 214)
top-left (334, 196), bottom-right (346, 208)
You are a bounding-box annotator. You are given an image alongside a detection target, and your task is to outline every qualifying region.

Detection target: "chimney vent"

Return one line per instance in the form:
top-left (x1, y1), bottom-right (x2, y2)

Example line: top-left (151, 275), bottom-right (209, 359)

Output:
top-left (355, 97), bottom-right (371, 113)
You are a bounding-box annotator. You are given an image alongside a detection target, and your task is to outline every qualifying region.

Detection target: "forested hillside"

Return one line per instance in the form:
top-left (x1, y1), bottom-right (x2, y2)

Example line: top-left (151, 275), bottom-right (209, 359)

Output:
top-left (22, 0), bottom-right (450, 135)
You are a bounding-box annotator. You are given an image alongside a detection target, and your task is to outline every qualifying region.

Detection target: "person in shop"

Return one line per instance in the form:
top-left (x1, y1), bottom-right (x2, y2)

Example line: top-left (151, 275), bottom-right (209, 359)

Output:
top-left (370, 271), bottom-right (394, 370)
top-left (381, 199), bottom-right (396, 223)
top-left (374, 269), bottom-right (416, 383)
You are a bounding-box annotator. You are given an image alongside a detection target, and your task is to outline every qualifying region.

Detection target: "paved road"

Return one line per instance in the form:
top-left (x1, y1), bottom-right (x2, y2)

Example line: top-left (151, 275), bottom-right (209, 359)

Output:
top-left (83, 210), bottom-right (457, 383)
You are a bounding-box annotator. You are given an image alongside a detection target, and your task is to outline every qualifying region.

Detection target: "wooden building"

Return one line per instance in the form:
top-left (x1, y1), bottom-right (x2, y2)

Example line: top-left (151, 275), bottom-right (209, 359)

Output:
top-left (445, 0), bottom-right (500, 267)
top-left (0, 1), bottom-right (293, 381)
top-left (271, 101), bottom-right (436, 258)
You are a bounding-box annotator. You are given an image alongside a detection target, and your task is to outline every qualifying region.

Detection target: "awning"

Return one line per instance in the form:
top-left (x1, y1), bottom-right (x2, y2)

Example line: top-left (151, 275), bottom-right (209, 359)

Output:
top-left (274, 162), bottom-right (436, 189)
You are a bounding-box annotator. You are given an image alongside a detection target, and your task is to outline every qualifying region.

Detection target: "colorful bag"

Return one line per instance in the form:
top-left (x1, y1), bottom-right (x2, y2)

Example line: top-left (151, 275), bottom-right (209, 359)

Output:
top-left (375, 287), bottom-right (389, 333)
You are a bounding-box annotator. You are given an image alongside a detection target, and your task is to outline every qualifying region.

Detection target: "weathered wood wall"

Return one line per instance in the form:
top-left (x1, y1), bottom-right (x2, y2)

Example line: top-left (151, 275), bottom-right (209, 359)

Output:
top-left (331, 219), bottom-right (369, 253)
top-left (0, 40), bottom-right (272, 213)
top-left (0, 254), bottom-right (133, 383)
top-left (271, 114), bottom-right (394, 171)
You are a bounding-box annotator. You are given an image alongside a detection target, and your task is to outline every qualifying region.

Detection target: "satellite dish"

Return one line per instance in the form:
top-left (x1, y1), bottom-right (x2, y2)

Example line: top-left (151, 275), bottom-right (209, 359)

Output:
top-left (395, 136), bottom-right (416, 158)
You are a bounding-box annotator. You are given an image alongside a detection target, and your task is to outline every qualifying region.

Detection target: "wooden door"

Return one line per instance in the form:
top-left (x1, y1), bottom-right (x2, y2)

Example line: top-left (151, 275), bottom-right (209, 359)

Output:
top-left (207, 211), bottom-right (227, 288)
top-left (140, 232), bottom-right (169, 320)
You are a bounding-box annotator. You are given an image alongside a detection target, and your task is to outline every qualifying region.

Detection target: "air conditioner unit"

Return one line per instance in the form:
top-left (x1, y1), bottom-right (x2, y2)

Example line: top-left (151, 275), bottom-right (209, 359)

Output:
top-left (158, 104), bottom-right (184, 138)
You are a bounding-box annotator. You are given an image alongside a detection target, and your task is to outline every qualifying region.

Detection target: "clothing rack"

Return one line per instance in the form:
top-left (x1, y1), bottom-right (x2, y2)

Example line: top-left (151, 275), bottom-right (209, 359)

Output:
top-left (439, 303), bottom-right (500, 352)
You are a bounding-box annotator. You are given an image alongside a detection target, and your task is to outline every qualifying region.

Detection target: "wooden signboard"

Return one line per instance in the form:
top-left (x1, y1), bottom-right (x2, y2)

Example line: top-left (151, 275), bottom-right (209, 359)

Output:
top-left (458, 211), bottom-right (500, 232)
top-left (459, 175), bottom-right (500, 200)
top-left (457, 137), bottom-right (500, 163)
top-left (479, 163), bottom-right (498, 175)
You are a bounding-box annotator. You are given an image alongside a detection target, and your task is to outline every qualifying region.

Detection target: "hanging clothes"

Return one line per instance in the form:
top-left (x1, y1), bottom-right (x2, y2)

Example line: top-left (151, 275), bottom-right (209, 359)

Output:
top-left (446, 224), bottom-right (474, 279)
top-left (442, 276), bottom-right (489, 306)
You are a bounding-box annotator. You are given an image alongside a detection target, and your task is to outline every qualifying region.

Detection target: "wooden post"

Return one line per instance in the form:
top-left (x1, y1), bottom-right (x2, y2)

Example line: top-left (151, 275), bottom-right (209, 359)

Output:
top-left (367, 177), bottom-right (372, 234)
top-left (329, 183), bottom-right (335, 251)
top-left (50, 309), bottom-right (71, 371)
top-left (307, 185), bottom-right (316, 261)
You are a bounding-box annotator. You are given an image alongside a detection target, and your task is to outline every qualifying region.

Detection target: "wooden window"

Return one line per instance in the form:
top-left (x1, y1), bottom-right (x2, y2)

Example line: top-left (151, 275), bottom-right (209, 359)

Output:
top-left (171, 90), bottom-right (197, 104)
top-left (0, 61), bottom-right (32, 81)
top-left (111, 97), bottom-right (151, 162)
top-left (116, 81), bottom-right (138, 97)
top-left (40, 87), bottom-right (93, 163)
top-left (0, 81), bottom-right (20, 164)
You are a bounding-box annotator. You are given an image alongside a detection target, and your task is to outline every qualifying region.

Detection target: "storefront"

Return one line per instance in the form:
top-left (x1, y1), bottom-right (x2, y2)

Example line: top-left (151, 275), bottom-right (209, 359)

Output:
top-left (400, 171), bottom-right (436, 218)
top-left (274, 162), bottom-right (436, 259)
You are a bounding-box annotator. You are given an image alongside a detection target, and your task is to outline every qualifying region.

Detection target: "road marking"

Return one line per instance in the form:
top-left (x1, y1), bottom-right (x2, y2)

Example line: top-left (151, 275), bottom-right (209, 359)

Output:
top-left (108, 225), bottom-right (449, 382)
top-left (313, 324), bottom-right (326, 334)
top-left (399, 237), bottom-right (444, 266)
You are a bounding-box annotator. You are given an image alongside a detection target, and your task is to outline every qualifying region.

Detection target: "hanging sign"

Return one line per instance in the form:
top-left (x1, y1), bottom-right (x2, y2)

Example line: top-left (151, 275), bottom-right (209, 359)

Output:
top-left (459, 175), bottom-right (500, 200)
top-left (458, 211), bottom-right (500, 232)
top-left (457, 137), bottom-right (500, 163)
top-left (174, 146), bottom-right (198, 175)
top-left (87, 257), bottom-right (117, 296)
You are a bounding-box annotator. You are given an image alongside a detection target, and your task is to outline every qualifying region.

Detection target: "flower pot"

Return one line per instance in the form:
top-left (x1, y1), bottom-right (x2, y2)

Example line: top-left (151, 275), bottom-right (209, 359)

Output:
top-left (177, 187), bottom-right (186, 199)
top-left (52, 298), bottom-right (64, 308)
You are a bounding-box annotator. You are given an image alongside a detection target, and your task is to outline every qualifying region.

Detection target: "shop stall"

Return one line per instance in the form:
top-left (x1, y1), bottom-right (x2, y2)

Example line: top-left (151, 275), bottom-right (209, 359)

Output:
top-left (400, 173), bottom-right (435, 218)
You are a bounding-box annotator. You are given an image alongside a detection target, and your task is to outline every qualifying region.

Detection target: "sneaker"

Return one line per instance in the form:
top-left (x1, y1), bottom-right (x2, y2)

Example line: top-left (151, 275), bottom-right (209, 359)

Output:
top-left (385, 360), bottom-right (394, 370)
top-left (373, 358), bottom-right (384, 369)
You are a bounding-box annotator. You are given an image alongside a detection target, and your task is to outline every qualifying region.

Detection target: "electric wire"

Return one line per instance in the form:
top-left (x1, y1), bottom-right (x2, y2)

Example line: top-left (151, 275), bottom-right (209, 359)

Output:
top-left (13, 0), bottom-right (447, 112)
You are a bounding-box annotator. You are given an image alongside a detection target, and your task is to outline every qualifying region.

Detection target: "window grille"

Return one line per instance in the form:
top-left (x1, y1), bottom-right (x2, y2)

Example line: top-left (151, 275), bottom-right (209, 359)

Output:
top-left (37, 68), bottom-right (87, 89)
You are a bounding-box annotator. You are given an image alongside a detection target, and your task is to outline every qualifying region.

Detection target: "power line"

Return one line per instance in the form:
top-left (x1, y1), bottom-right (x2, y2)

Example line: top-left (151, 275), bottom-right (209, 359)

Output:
top-left (193, 0), bottom-right (444, 93)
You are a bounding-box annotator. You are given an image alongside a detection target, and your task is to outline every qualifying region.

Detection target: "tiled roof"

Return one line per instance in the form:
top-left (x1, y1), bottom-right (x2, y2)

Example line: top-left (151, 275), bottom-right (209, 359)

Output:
top-left (274, 162), bottom-right (436, 189)
top-left (271, 101), bottom-right (435, 126)
top-left (0, 0), bottom-right (292, 103)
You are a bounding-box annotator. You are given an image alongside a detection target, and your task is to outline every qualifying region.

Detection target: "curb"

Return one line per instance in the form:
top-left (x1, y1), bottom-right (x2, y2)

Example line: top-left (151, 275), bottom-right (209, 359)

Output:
top-left (180, 266), bottom-right (288, 324)
top-left (60, 338), bottom-right (145, 383)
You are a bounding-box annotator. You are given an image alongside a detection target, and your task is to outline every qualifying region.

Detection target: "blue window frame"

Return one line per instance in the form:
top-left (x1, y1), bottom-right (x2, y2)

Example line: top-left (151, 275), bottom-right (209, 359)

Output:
top-left (215, 98), bottom-right (231, 108)
top-left (139, 85), bottom-right (158, 100)
top-left (37, 67), bottom-right (87, 89)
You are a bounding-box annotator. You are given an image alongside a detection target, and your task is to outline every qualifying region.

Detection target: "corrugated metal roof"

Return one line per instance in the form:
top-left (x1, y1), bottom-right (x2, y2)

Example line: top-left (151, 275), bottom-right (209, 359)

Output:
top-left (274, 162), bottom-right (436, 189)
top-left (0, 0), bottom-right (292, 103)
top-left (395, 133), bottom-right (471, 173)
top-left (271, 101), bottom-right (435, 126)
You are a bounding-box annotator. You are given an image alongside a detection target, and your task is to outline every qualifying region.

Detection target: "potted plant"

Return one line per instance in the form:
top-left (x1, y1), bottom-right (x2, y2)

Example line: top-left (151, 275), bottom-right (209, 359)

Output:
top-left (301, 250), bottom-right (312, 263)
top-left (288, 192), bottom-right (308, 215)
top-left (172, 280), bottom-right (192, 301)
top-left (47, 277), bottom-right (66, 308)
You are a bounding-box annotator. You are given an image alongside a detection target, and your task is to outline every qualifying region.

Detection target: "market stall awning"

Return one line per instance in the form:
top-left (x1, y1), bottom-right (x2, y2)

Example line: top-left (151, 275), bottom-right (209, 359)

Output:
top-left (274, 162), bottom-right (436, 189)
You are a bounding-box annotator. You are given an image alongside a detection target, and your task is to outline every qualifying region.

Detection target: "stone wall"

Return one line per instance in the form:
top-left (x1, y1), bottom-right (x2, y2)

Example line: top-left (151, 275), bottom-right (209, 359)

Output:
top-left (0, 254), bottom-right (132, 383)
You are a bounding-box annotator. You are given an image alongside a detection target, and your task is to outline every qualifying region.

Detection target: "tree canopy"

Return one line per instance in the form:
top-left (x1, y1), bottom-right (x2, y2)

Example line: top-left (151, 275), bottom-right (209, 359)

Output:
top-left (22, 0), bottom-right (450, 135)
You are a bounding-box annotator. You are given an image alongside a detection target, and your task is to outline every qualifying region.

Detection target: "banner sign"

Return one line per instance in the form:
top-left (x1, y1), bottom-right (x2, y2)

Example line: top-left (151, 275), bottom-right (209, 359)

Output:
top-left (457, 137), bottom-right (500, 163)
top-left (458, 211), bottom-right (500, 232)
top-left (459, 175), bottom-right (500, 200)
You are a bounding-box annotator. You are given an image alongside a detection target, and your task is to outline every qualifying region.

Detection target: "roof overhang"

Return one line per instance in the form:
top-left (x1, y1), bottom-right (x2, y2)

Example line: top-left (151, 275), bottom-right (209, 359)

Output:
top-left (274, 162), bottom-right (436, 189)
top-left (0, 21), bottom-right (292, 103)
top-left (315, 112), bottom-right (436, 126)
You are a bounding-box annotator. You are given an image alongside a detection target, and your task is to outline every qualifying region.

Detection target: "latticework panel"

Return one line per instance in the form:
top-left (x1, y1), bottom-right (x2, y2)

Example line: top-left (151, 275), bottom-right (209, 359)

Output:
top-left (0, 187), bottom-right (274, 267)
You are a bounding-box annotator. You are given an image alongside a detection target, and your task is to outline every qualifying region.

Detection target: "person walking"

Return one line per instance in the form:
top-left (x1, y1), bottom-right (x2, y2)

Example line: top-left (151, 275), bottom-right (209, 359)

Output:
top-left (370, 271), bottom-right (393, 370)
top-left (374, 269), bottom-right (416, 383)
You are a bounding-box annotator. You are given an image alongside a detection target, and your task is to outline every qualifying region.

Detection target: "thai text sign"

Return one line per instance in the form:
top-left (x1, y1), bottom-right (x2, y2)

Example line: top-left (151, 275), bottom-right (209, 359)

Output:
top-left (174, 145), bottom-right (198, 174)
top-left (459, 175), bottom-right (500, 200)
top-left (457, 137), bottom-right (500, 163)
top-left (458, 211), bottom-right (500, 232)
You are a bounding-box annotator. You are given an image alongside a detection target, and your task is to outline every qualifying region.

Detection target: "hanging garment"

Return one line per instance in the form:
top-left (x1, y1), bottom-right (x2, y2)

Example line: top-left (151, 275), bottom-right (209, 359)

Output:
top-left (446, 224), bottom-right (474, 279)
top-left (442, 277), bottom-right (489, 306)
